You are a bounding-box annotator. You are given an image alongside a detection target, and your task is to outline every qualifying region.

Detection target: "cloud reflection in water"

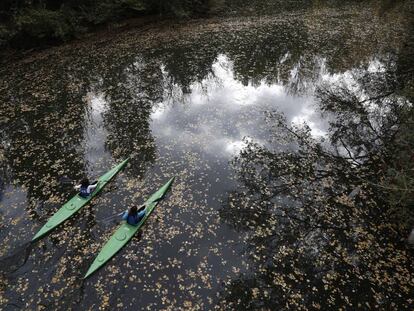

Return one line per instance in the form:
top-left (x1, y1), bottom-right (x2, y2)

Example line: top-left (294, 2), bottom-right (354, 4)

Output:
top-left (151, 54), bottom-right (328, 157)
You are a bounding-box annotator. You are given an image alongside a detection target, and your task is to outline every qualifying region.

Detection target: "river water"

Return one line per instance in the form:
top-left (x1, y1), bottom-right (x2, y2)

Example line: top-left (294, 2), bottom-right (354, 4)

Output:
top-left (0, 2), bottom-right (413, 310)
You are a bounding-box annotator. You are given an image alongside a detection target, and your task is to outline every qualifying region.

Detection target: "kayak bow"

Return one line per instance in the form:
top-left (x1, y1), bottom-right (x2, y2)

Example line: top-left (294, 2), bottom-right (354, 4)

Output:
top-left (32, 158), bottom-right (129, 241)
top-left (84, 177), bottom-right (175, 279)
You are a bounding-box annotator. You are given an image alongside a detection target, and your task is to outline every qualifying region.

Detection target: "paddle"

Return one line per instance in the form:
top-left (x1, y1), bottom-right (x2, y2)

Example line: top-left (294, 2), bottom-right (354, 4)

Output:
top-left (58, 177), bottom-right (100, 187)
top-left (97, 212), bottom-right (124, 223)
top-left (97, 198), bottom-right (162, 224)
top-left (58, 176), bottom-right (75, 185)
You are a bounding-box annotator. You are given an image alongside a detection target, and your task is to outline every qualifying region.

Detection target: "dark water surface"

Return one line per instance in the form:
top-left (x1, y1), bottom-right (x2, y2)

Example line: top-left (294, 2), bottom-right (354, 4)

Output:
top-left (1, 2), bottom-right (413, 310)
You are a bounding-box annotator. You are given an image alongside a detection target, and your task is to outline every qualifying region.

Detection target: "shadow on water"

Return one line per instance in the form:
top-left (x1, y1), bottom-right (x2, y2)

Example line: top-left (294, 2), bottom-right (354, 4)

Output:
top-left (0, 242), bottom-right (33, 274)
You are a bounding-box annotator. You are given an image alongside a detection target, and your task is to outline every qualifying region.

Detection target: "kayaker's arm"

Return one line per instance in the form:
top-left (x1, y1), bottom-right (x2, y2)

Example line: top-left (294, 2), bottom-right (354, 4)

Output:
top-left (74, 184), bottom-right (81, 191)
top-left (121, 211), bottom-right (128, 221)
top-left (87, 184), bottom-right (98, 193)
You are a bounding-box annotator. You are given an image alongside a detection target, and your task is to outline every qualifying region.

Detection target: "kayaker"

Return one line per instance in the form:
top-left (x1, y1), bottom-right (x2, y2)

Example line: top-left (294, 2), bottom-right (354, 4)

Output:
top-left (74, 178), bottom-right (98, 198)
top-left (122, 205), bottom-right (146, 226)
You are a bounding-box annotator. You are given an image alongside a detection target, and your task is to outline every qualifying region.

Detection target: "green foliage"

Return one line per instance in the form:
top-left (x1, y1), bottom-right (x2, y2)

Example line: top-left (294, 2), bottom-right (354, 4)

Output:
top-left (14, 8), bottom-right (74, 40)
top-left (0, 24), bottom-right (13, 46)
top-left (144, 0), bottom-right (210, 17)
top-left (0, 0), bottom-right (210, 49)
top-left (74, 0), bottom-right (146, 25)
top-left (122, 0), bottom-right (146, 12)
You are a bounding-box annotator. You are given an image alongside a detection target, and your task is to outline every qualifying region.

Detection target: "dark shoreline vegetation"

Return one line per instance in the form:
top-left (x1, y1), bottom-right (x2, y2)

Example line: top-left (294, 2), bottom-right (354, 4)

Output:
top-left (0, 0), bottom-right (413, 309)
top-left (0, 0), bottom-right (211, 50)
top-left (0, 0), bottom-right (406, 51)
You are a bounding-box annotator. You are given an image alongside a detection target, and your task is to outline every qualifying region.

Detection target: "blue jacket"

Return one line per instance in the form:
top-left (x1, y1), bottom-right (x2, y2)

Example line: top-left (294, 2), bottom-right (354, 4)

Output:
top-left (122, 211), bottom-right (145, 226)
top-left (79, 185), bottom-right (90, 198)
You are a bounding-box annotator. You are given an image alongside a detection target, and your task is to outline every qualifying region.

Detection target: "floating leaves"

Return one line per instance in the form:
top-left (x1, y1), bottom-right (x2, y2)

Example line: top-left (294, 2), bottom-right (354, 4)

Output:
top-left (0, 2), bottom-right (413, 310)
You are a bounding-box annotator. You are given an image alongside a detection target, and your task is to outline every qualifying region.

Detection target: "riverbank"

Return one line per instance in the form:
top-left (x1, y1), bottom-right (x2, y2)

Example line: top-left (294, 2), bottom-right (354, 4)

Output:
top-left (0, 14), bottom-right (163, 62)
top-left (1, 0), bottom-right (407, 60)
top-left (0, 0), bottom-right (213, 50)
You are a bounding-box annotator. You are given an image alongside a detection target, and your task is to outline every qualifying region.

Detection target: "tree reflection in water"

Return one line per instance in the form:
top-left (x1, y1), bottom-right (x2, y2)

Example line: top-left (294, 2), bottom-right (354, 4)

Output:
top-left (219, 52), bottom-right (414, 310)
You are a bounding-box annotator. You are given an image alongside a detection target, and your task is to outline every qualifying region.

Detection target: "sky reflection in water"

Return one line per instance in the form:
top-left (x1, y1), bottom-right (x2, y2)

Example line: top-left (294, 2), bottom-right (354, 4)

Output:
top-left (83, 93), bottom-right (112, 173)
top-left (151, 54), bottom-right (329, 160)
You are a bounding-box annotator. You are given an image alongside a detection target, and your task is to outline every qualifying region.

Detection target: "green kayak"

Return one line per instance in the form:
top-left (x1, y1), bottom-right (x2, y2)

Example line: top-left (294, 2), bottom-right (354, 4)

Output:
top-left (32, 158), bottom-right (130, 241)
top-left (84, 177), bottom-right (175, 279)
